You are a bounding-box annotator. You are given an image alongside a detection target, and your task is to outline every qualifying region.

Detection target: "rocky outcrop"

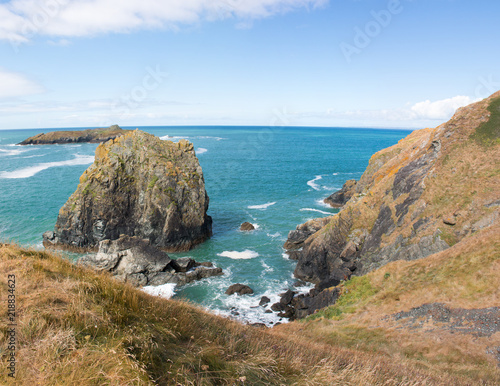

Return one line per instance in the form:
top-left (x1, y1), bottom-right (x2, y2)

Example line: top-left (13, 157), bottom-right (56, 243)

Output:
top-left (225, 284), bottom-right (254, 295)
top-left (282, 91), bottom-right (500, 319)
top-left (324, 179), bottom-right (357, 208)
top-left (43, 130), bottom-right (212, 252)
top-left (78, 235), bottom-right (222, 287)
top-left (18, 125), bottom-right (129, 145)
top-left (283, 216), bottom-right (332, 251)
top-left (240, 222), bottom-right (255, 231)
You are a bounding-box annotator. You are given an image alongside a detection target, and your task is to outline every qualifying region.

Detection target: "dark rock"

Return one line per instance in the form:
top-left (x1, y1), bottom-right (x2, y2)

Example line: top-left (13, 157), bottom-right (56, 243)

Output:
top-left (324, 179), bottom-right (357, 208)
top-left (285, 250), bottom-right (302, 261)
top-left (361, 205), bottom-right (395, 254)
top-left (171, 257), bottom-right (196, 272)
top-left (271, 302), bottom-right (287, 312)
top-left (225, 283), bottom-right (254, 296)
top-left (44, 130), bottom-right (212, 253)
top-left (279, 289), bottom-right (296, 305)
top-left (277, 306), bottom-right (294, 318)
top-left (259, 296), bottom-right (271, 306)
top-left (78, 235), bottom-right (222, 287)
top-left (293, 280), bottom-right (307, 287)
top-left (265, 309), bottom-right (273, 313)
top-left (240, 222), bottom-right (255, 231)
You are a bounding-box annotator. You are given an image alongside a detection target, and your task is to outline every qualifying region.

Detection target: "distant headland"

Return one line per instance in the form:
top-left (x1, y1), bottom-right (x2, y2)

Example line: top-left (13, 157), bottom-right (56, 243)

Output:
top-left (18, 124), bottom-right (129, 145)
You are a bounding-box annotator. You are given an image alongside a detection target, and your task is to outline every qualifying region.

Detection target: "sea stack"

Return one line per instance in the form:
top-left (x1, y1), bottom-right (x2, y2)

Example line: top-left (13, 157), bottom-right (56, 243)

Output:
top-left (43, 130), bottom-right (212, 252)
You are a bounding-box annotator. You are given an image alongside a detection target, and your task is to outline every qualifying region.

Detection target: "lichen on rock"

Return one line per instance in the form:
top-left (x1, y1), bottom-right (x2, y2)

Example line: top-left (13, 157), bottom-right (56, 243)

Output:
top-left (44, 130), bottom-right (212, 252)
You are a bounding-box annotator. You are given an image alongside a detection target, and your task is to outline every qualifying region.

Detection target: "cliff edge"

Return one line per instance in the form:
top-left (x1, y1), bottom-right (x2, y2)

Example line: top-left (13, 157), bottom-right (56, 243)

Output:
top-left (284, 91), bottom-right (500, 312)
top-left (43, 130), bottom-right (212, 252)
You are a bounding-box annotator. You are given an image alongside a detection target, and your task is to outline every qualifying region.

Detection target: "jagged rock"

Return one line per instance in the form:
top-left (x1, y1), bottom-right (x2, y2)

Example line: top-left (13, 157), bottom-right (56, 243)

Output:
top-left (340, 241), bottom-right (357, 260)
top-left (279, 289), bottom-right (296, 305)
top-left (324, 179), bottom-right (357, 208)
top-left (18, 125), bottom-right (129, 145)
top-left (240, 222), bottom-right (255, 231)
top-left (259, 296), bottom-right (271, 306)
top-left (78, 235), bottom-right (222, 287)
top-left (291, 288), bottom-right (340, 320)
top-left (171, 257), bottom-right (196, 273)
top-left (271, 302), bottom-right (287, 312)
top-left (43, 130), bottom-right (212, 252)
top-left (283, 217), bottom-right (332, 251)
top-left (225, 284), bottom-right (254, 296)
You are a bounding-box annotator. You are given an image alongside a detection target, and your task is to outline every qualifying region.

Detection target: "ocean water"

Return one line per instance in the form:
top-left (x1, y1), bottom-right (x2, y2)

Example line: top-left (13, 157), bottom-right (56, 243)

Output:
top-left (0, 126), bottom-right (411, 325)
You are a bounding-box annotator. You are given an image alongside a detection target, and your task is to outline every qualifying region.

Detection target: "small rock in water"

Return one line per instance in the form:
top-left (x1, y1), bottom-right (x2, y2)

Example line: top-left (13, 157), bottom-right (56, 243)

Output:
top-left (259, 296), bottom-right (271, 306)
top-left (225, 283), bottom-right (254, 295)
top-left (240, 222), bottom-right (255, 231)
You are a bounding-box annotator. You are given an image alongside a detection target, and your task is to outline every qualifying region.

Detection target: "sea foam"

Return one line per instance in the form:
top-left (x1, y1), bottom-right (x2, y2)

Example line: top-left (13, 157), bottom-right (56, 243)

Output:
top-left (307, 175), bottom-right (322, 191)
top-left (217, 250), bottom-right (259, 259)
top-left (300, 208), bottom-right (332, 215)
top-left (196, 148), bottom-right (208, 154)
top-left (0, 154), bottom-right (94, 179)
top-left (142, 283), bottom-right (176, 299)
top-left (248, 201), bottom-right (276, 210)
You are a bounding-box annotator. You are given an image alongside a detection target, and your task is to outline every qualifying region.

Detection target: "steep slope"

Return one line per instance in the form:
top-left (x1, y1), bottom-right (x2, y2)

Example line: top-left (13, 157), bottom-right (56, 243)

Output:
top-left (43, 130), bottom-right (212, 252)
top-left (287, 91), bottom-right (500, 290)
top-left (0, 244), bottom-right (478, 385)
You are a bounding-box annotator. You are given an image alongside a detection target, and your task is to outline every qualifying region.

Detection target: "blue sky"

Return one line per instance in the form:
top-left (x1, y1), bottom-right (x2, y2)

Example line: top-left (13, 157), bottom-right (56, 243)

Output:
top-left (0, 0), bottom-right (499, 130)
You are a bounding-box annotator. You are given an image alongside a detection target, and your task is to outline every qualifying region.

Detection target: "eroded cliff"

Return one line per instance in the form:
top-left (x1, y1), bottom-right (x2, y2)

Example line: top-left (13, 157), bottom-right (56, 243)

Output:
top-left (283, 91), bottom-right (500, 316)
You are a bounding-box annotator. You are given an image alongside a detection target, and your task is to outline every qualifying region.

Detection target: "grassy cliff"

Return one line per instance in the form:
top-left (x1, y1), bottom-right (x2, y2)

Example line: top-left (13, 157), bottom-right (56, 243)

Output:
top-left (0, 243), bottom-right (484, 385)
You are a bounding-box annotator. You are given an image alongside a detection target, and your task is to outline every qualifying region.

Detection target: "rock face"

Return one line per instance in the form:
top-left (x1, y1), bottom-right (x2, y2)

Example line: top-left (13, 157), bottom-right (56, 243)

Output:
top-left (324, 179), bottom-right (357, 208)
top-left (43, 130), bottom-right (212, 252)
top-left (18, 125), bottom-right (129, 145)
top-left (282, 91), bottom-right (500, 319)
top-left (78, 235), bottom-right (222, 287)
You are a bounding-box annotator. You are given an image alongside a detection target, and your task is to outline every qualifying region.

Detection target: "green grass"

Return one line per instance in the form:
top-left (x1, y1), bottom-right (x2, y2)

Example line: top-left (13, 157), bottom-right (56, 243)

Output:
top-left (307, 276), bottom-right (379, 321)
top-left (471, 96), bottom-right (500, 146)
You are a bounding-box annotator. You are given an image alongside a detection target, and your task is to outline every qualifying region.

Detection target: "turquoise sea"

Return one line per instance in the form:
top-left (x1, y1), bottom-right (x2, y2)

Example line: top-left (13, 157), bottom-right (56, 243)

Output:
top-left (0, 126), bottom-right (411, 325)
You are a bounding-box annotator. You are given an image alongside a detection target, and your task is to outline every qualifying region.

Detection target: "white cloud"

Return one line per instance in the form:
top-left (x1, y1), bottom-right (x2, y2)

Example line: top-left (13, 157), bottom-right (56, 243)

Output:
top-left (0, 69), bottom-right (44, 99)
top-left (410, 95), bottom-right (475, 120)
top-left (0, 0), bottom-right (327, 43)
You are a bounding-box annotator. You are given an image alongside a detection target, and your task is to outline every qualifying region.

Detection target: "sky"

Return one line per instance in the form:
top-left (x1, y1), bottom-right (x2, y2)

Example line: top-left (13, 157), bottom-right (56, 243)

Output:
top-left (0, 0), bottom-right (499, 130)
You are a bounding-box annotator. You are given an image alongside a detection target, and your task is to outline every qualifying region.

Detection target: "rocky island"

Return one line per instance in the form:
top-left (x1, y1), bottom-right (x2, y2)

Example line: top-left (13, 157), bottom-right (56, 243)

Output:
top-left (280, 91), bottom-right (500, 319)
top-left (18, 124), bottom-right (129, 145)
top-left (43, 129), bottom-right (212, 252)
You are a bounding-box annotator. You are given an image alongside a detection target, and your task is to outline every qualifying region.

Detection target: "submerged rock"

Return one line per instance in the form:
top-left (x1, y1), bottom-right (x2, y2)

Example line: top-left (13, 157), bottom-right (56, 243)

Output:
top-left (44, 130), bottom-right (212, 252)
top-left (78, 235), bottom-right (222, 287)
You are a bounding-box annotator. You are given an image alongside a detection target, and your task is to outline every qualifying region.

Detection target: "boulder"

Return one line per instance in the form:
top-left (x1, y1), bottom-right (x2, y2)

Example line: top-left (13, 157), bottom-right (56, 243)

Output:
top-left (240, 222), bottom-right (255, 231)
top-left (43, 130), bottom-right (212, 252)
top-left (225, 283), bottom-right (254, 296)
top-left (259, 296), bottom-right (271, 306)
top-left (279, 289), bottom-right (296, 305)
top-left (78, 235), bottom-right (222, 287)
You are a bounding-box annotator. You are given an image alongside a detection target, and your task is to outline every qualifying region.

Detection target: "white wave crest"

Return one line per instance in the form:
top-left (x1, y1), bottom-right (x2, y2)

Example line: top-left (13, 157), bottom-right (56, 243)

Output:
top-left (0, 146), bottom-right (31, 157)
top-left (0, 154), bottom-right (94, 179)
top-left (196, 147), bottom-right (207, 154)
top-left (307, 175), bottom-right (322, 191)
top-left (300, 208), bottom-right (332, 215)
top-left (160, 135), bottom-right (189, 141)
top-left (266, 232), bottom-right (281, 238)
top-left (248, 201), bottom-right (276, 210)
top-left (217, 250), bottom-right (259, 259)
top-left (142, 283), bottom-right (176, 299)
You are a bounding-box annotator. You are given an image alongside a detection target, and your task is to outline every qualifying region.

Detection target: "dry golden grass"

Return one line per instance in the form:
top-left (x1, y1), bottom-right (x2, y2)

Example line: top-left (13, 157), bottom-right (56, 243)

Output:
top-left (0, 244), bottom-right (473, 385)
top-left (275, 224), bottom-right (500, 384)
